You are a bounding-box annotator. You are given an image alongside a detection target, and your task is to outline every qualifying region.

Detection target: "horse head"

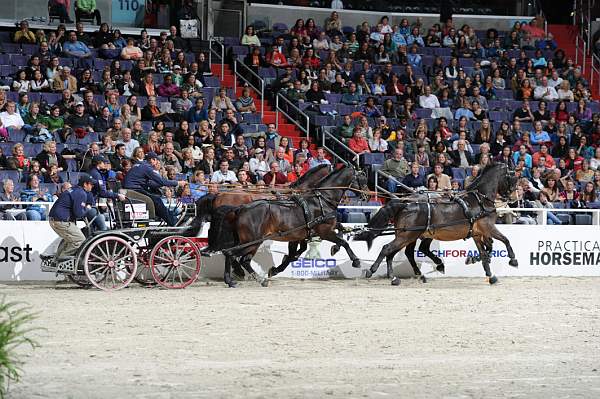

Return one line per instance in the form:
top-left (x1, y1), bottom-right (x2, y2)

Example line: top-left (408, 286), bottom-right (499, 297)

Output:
top-left (497, 164), bottom-right (518, 201)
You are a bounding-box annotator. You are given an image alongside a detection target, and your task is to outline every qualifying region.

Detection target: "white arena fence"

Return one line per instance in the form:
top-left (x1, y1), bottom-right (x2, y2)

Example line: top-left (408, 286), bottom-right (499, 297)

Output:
top-left (0, 203), bottom-right (599, 282)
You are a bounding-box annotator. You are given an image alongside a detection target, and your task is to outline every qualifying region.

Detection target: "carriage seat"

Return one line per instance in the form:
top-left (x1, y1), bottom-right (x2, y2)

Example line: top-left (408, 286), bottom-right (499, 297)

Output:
top-left (123, 190), bottom-right (156, 221)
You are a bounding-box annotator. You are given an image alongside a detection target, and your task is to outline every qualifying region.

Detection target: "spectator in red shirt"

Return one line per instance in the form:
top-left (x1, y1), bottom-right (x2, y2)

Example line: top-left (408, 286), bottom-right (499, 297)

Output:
top-left (565, 148), bottom-right (584, 172)
top-left (348, 127), bottom-right (370, 155)
top-left (287, 162), bottom-right (305, 184)
top-left (262, 161), bottom-right (288, 187)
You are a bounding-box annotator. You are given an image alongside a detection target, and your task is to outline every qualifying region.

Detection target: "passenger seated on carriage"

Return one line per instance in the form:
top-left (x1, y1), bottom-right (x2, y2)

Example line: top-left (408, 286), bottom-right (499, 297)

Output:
top-left (122, 152), bottom-right (186, 226)
top-left (88, 155), bottom-right (126, 231)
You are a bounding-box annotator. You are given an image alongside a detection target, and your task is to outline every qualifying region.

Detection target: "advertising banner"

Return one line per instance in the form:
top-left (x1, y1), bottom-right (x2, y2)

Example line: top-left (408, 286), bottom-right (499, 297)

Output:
top-left (1, 223), bottom-right (599, 282)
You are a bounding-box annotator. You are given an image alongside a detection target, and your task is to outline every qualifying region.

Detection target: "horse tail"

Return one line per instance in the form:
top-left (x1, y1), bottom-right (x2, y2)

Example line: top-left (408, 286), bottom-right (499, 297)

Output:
top-left (207, 205), bottom-right (239, 251)
top-left (353, 200), bottom-right (408, 250)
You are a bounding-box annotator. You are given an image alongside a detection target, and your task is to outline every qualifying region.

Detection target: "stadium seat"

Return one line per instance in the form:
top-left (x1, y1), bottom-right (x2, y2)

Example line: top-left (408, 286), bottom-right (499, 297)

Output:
top-left (346, 212), bottom-right (368, 224)
top-left (556, 214), bottom-right (572, 225)
top-left (574, 214), bottom-right (592, 225)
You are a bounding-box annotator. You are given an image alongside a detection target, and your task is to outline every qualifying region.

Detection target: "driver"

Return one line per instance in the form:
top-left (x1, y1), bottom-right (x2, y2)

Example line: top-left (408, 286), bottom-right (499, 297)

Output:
top-left (48, 175), bottom-right (96, 261)
top-left (88, 155), bottom-right (126, 231)
top-left (123, 152), bottom-right (186, 226)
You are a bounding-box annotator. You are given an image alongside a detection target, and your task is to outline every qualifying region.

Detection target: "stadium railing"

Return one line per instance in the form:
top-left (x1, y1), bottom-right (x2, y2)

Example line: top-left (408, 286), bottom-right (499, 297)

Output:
top-left (275, 92), bottom-right (310, 140)
top-left (233, 58), bottom-right (266, 118)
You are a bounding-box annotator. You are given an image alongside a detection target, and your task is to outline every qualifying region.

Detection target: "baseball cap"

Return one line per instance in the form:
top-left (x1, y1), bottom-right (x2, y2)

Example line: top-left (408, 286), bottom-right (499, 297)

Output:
top-left (92, 155), bottom-right (108, 164)
top-left (78, 175), bottom-right (96, 186)
top-left (173, 65), bottom-right (181, 69)
top-left (254, 148), bottom-right (264, 154)
top-left (75, 101), bottom-right (84, 106)
top-left (145, 152), bottom-right (159, 161)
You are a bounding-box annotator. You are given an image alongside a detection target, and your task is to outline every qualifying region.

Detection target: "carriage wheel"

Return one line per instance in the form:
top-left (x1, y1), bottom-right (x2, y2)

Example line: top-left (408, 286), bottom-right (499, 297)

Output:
top-left (150, 236), bottom-right (201, 289)
top-left (133, 246), bottom-right (157, 286)
top-left (84, 236), bottom-right (137, 291)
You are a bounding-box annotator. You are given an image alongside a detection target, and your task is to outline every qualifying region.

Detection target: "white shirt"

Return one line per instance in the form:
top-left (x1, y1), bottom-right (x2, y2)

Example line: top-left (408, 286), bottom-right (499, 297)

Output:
top-left (117, 138), bottom-right (140, 157)
top-left (330, 0), bottom-right (344, 9)
top-left (534, 85), bottom-right (558, 101)
top-left (211, 170), bottom-right (238, 183)
top-left (547, 77), bottom-right (563, 88)
top-left (0, 111), bottom-right (24, 129)
top-left (419, 94), bottom-right (440, 109)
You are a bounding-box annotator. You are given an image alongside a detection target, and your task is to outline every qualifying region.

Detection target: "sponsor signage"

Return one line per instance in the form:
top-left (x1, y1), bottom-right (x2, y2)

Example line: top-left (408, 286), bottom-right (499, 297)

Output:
top-left (1, 223), bottom-right (600, 281)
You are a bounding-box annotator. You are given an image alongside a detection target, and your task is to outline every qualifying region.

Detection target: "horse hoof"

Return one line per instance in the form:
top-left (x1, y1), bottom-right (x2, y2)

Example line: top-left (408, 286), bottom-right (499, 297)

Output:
top-left (352, 259), bottom-right (361, 268)
top-left (227, 282), bottom-right (237, 288)
top-left (391, 277), bottom-right (401, 286)
top-left (331, 245), bottom-right (341, 256)
top-left (509, 259), bottom-right (519, 268)
top-left (260, 279), bottom-right (269, 287)
top-left (488, 275), bottom-right (498, 285)
top-left (420, 275), bottom-right (427, 283)
top-left (365, 269), bottom-right (373, 279)
top-left (436, 264), bottom-right (445, 274)
top-left (465, 256), bottom-right (473, 265)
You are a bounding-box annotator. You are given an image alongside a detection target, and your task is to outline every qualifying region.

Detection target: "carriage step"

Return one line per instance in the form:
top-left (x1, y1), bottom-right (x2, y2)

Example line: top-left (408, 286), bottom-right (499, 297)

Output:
top-left (56, 258), bottom-right (77, 274)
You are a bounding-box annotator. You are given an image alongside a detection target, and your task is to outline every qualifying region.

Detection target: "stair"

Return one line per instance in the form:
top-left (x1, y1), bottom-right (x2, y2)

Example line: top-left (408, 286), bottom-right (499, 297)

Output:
top-left (548, 24), bottom-right (598, 99)
top-left (211, 63), bottom-right (310, 145)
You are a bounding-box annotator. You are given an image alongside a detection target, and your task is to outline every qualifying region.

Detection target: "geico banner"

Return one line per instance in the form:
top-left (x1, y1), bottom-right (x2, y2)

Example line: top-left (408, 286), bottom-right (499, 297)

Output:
top-left (2, 222), bottom-right (600, 281)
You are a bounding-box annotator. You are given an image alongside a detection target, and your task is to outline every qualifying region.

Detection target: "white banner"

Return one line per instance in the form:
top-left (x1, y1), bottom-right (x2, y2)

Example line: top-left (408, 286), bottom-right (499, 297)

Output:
top-left (1, 222), bottom-right (599, 281)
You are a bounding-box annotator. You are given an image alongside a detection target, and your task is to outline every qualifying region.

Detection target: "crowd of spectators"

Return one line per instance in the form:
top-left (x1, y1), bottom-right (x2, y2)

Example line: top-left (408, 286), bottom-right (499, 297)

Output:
top-left (1, 11), bottom-right (600, 225)
top-left (0, 20), bottom-right (335, 221)
top-left (237, 13), bottom-right (600, 221)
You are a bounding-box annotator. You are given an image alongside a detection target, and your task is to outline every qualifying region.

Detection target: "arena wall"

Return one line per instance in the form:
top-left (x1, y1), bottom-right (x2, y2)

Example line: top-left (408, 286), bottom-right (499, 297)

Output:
top-left (1, 223), bottom-right (599, 282)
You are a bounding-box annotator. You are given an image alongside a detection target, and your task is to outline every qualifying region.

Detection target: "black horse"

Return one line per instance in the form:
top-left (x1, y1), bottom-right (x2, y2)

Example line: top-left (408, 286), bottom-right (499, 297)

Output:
top-left (206, 166), bottom-right (368, 287)
top-left (355, 164), bottom-right (518, 285)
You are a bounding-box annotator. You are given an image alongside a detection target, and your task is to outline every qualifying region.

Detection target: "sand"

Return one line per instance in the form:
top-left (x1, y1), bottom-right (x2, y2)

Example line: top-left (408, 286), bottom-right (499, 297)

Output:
top-left (4, 276), bottom-right (600, 398)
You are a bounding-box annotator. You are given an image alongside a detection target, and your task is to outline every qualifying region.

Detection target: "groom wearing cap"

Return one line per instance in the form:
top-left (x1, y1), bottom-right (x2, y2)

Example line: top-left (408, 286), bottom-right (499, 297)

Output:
top-left (48, 175), bottom-right (96, 261)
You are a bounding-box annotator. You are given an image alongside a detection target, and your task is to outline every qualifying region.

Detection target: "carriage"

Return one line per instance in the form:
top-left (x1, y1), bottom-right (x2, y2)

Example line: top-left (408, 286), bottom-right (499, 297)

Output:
top-left (40, 196), bottom-right (206, 291)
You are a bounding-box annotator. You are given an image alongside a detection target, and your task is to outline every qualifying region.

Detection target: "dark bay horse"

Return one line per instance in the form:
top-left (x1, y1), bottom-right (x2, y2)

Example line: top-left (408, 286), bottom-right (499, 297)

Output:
top-left (207, 166), bottom-right (368, 287)
top-left (354, 164), bottom-right (518, 285)
top-left (192, 164), bottom-right (331, 278)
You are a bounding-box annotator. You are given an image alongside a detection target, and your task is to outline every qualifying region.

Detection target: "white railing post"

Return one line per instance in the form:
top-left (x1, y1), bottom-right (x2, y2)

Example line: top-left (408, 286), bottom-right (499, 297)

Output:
top-left (260, 79), bottom-right (265, 119)
top-left (275, 94), bottom-right (279, 130)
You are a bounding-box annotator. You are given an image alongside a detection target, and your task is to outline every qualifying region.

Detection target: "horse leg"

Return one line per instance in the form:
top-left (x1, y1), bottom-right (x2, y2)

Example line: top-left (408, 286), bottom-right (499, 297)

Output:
top-left (366, 238), bottom-right (408, 285)
top-left (223, 255), bottom-right (237, 288)
top-left (239, 246), bottom-right (269, 287)
top-left (320, 231), bottom-right (361, 269)
top-left (231, 258), bottom-right (246, 279)
top-left (488, 226), bottom-right (518, 267)
top-left (404, 241), bottom-right (425, 281)
top-left (385, 248), bottom-right (404, 285)
top-left (270, 241), bottom-right (306, 277)
top-left (330, 224), bottom-right (343, 256)
top-left (419, 238), bottom-right (445, 275)
top-left (474, 237), bottom-right (497, 285)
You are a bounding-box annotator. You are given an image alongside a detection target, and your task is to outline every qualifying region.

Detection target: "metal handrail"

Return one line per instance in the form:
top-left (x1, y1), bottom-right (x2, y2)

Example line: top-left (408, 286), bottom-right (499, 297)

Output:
top-left (335, 205), bottom-right (600, 226)
top-left (575, 34), bottom-right (588, 73)
top-left (275, 92), bottom-right (310, 140)
top-left (321, 129), bottom-right (358, 168)
top-left (374, 169), bottom-right (412, 200)
top-left (208, 36), bottom-right (225, 81)
top-left (591, 53), bottom-right (600, 98)
top-left (232, 59), bottom-right (265, 118)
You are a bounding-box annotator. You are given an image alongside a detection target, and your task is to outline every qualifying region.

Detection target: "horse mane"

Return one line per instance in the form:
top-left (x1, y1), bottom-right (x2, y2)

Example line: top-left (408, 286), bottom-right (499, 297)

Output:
top-left (312, 164), bottom-right (348, 188)
top-left (290, 164), bottom-right (329, 188)
top-left (465, 164), bottom-right (501, 192)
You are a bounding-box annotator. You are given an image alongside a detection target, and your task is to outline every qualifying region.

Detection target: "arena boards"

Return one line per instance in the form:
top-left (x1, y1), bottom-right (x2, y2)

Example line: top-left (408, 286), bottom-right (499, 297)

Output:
top-left (0, 223), bottom-right (599, 281)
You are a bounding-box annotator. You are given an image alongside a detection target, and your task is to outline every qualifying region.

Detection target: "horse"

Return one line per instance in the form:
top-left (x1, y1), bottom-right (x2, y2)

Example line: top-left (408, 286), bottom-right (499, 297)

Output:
top-left (354, 164), bottom-right (518, 285)
top-left (192, 164), bottom-right (331, 278)
top-left (207, 165), bottom-right (368, 287)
